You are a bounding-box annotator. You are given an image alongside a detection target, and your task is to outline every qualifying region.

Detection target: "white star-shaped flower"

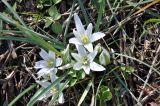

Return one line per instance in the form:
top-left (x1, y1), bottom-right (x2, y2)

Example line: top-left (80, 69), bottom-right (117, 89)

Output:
top-left (71, 45), bottom-right (105, 74)
top-left (34, 49), bottom-right (62, 78)
top-left (36, 74), bottom-right (64, 104)
top-left (69, 13), bottom-right (105, 52)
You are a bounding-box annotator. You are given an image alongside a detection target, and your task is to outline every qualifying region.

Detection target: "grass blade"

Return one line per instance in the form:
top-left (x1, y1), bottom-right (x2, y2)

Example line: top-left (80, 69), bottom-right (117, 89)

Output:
top-left (78, 80), bottom-right (92, 106)
top-left (2, 0), bottom-right (27, 27)
top-left (9, 84), bottom-right (36, 106)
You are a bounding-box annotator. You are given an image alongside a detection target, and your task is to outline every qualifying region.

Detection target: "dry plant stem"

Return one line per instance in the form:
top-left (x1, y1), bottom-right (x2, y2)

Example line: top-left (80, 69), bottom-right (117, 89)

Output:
top-left (132, 73), bottom-right (159, 93)
top-left (141, 89), bottom-right (157, 104)
top-left (22, 56), bottom-right (37, 80)
top-left (137, 45), bottom-right (160, 103)
top-left (1, 69), bottom-right (16, 89)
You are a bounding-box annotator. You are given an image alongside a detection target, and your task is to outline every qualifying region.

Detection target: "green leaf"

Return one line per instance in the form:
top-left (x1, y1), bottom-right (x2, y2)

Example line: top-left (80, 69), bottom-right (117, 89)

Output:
top-left (68, 69), bottom-right (77, 78)
top-left (120, 66), bottom-right (135, 74)
top-left (77, 71), bottom-right (86, 79)
top-left (125, 66), bottom-right (135, 74)
top-left (97, 85), bottom-right (112, 101)
top-left (53, 0), bottom-right (62, 4)
top-left (48, 6), bottom-right (61, 20)
top-left (44, 17), bottom-right (53, 28)
top-left (51, 22), bottom-right (62, 34)
top-left (69, 78), bottom-right (77, 87)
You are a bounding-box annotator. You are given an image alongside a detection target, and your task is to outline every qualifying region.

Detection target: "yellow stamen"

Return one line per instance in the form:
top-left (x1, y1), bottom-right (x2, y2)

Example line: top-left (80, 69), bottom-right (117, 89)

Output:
top-left (81, 35), bottom-right (89, 44)
top-left (51, 87), bottom-right (57, 93)
top-left (82, 57), bottom-right (89, 65)
top-left (47, 59), bottom-right (55, 67)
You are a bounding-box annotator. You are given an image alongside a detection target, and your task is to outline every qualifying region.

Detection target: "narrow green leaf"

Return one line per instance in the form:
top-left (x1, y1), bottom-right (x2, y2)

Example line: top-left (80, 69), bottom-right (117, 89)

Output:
top-left (9, 84), bottom-right (36, 106)
top-left (2, 0), bottom-right (26, 27)
top-left (78, 80), bottom-right (92, 106)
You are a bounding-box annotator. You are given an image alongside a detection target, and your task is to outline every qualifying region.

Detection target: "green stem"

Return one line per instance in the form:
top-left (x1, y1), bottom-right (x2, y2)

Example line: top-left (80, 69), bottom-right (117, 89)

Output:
top-left (9, 84), bottom-right (36, 106)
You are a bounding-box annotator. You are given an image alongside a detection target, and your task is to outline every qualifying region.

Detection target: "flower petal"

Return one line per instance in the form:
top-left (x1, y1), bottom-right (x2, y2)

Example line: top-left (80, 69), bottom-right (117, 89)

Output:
top-left (76, 45), bottom-right (87, 57)
top-left (36, 80), bottom-right (51, 88)
top-left (48, 51), bottom-right (55, 59)
top-left (90, 32), bottom-right (105, 42)
top-left (90, 62), bottom-right (105, 71)
top-left (37, 68), bottom-right (50, 77)
top-left (85, 23), bottom-right (93, 39)
top-left (34, 60), bottom-right (48, 69)
top-left (73, 29), bottom-right (81, 40)
top-left (39, 49), bottom-right (50, 60)
top-left (58, 93), bottom-right (64, 104)
top-left (69, 37), bottom-right (82, 45)
top-left (74, 13), bottom-right (85, 35)
top-left (82, 66), bottom-right (91, 74)
top-left (88, 50), bottom-right (97, 62)
top-left (58, 64), bottom-right (73, 70)
top-left (71, 53), bottom-right (81, 62)
top-left (73, 62), bottom-right (83, 70)
top-left (50, 70), bottom-right (58, 82)
top-left (55, 58), bottom-right (62, 67)
top-left (84, 43), bottom-right (93, 52)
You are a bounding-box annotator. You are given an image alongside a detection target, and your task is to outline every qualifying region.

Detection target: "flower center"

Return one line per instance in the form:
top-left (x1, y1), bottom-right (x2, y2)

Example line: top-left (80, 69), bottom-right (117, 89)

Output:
top-left (80, 35), bottom-right (89, 44)
top-left (82, 57), bottom-right (89, 65)
top-left (47, 59), bottom-right (55, 67)
top-left (51, 87), bottom-right (57, 93)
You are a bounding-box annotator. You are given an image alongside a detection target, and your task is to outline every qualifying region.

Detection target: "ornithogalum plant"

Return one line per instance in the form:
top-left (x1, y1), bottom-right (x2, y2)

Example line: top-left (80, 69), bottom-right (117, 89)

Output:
top-left (32, 13), bottom-right (110, 105)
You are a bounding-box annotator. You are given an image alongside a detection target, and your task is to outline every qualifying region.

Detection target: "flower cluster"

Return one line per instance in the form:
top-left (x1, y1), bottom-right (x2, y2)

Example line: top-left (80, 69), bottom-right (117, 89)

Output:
top-left (35, 49), bottom-right (64, 104)
top-left (34, 13), bottom-right (110, 104)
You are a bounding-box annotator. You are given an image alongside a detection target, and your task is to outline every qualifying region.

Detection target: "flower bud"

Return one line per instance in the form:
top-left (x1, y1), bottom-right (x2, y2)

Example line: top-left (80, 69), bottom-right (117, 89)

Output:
top-left (99, 48), bottom-right (110, 65)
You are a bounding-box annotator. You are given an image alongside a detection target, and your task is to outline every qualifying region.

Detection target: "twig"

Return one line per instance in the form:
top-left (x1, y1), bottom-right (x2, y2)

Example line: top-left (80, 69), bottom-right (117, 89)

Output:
top-left (137, 45), bottom-right (160, 103)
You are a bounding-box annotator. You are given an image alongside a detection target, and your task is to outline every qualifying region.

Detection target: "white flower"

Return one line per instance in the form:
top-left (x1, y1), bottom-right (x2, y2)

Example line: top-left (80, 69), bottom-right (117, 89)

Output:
top-left (69, 13), bottom-right (105, 52)
top-left (36, 74), bottom-right (64, 104)
top-left (71, 45), bottom-right (105, 74)
top-left (34, 49), bottom-right (62, 78)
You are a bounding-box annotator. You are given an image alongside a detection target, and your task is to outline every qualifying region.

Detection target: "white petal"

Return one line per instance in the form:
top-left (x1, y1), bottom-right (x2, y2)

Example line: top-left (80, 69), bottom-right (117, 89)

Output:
top-left (58, 93), bottom-right (64, 104)
top-left (37, 68), bottom-right (50, 77)
top-left (73, 62), bottom-right (83, 70)
top-left (82, 66), bottom-right (91, 74)
top-left (69, 37), bottom-right (82, 45)
top-left (91, 32), bottom-right (105, 42)
top-left (73, 29), bottom-right (81, 39)
top-left (85, 23), bottom-right (93, 39)
top-left (39, 49), bottom-right (50, 60)
top-left (88, 50), bottom-right (97, 62)
top-left (71, 53), bottom-right (81, 62)
top-left (50, 70), bottom-right (58, 82)
top-left (76, 45), bottom-right (87, 57)
top-left (74, 13), bottom-right (85, 35)
top-left (58, 64), bottom-right (73, 70)
top-left (84, 43), bottom-right (93, 52)
top-left (48, 51), bottom-right (55, 59)
top-left (34, 60), bottom-right (48, 69)
top-left (36, 80), bottom-right (51, 88)
top-left (90, 62), bottom-right (105, 71)
top-left (55, 58), bottom-right (62, 67)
